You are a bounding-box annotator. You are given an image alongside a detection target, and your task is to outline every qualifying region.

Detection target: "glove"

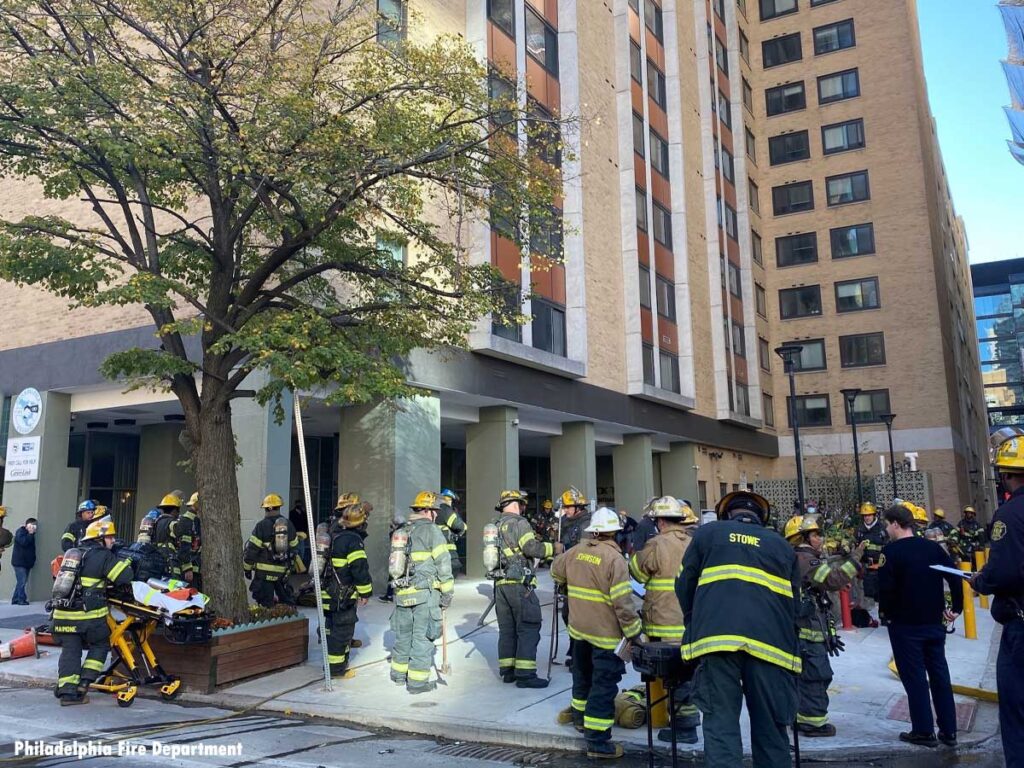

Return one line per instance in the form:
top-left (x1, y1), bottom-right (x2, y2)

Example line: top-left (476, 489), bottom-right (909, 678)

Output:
top-left (439, 593), bottom-right (453, 609)
top-left (243, 563), bottom-right (253, 581)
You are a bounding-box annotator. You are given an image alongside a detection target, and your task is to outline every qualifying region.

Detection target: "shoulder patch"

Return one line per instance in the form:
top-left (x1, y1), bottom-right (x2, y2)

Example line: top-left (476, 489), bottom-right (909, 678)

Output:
top-left (877, 553), bottom-right (886, 568)
top-left (992, 521), bottom-right (1007, 542)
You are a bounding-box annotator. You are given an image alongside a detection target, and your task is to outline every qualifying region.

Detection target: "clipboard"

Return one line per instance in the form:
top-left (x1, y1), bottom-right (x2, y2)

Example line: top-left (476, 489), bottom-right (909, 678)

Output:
top-left (929, 564), bottom-right (975, 580)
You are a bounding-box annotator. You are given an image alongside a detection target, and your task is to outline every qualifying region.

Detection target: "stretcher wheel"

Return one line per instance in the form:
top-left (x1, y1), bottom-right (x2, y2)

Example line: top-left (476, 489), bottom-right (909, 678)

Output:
top-left (160, 679), bottom-right (182, 700)
top-left (116, 686), bottom-right (138, 708)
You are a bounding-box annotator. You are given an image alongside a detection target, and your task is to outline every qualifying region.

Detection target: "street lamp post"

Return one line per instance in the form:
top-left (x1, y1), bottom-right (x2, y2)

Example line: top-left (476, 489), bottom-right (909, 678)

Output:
top-left (880, 413), bottom-right (897, 501)
top-left (776, 345), bottom-right (806, 513)
top-left (841, 388), bottom-right (864, 511)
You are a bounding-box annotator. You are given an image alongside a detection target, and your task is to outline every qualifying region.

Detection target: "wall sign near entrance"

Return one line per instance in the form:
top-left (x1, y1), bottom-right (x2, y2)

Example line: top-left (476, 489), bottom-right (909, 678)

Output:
top-left (12, 387), bottom-right (42, 435)
top-left (4, 436), bottom-right (40, 482)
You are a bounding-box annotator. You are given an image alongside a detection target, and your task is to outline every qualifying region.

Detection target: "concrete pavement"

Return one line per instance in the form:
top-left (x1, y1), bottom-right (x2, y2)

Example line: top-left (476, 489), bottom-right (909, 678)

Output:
top-left (0, 572), bottom-right (1004, 762)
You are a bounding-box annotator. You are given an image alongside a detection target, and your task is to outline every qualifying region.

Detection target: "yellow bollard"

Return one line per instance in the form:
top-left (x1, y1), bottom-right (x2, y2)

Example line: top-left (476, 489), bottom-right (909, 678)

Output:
top-left (649, 677), bottom-right (671, 728)
top-left (974, 551), bottom-right (989, 609)
top-left (960, 561), bottom-right (978, 639)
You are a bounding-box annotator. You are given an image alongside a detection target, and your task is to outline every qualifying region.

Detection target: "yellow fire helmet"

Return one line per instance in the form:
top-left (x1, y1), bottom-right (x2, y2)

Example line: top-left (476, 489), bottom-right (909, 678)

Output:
top-left (543, 499), bottom-right (553, 511)
top-left (411, 490), bottom-right (440, 511)
top-left (784, 514), bottom-right (823, 543)
top-left (82, 516), bottom-right (116, 541)
top-left (335, 492), bottom-right (360, 510)
top-left (496, 489), bottom-right (528, 511)
top-left (186, 492), bottom-right (199, 508)
top-left (963, 505), bottom-right (976, 516)
top-left (992, 426), bottom-right (1024, 472)
top-left (559, 486), bottom-right (588, 509)
top-left (933, 507), bottom-right (946, 519)
top-left (907, 503), bottom-right (928, 525)
top-left (262, 493), bottom-right (284, 510)
top-left (716, 490), bottom-right (771, 524)
top-left (859, 501), bottom-right (877, 517)
top-left (159, 493), bottom-right (182, 510)
top-left (0, 505), bottom-right (6, 518)
top-left (340, 501), bottom-right (372, 529)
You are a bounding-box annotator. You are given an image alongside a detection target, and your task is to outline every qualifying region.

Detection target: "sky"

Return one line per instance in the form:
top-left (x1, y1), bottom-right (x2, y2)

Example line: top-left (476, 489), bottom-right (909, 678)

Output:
top-left (917, 0), bottom-right (1022, 264)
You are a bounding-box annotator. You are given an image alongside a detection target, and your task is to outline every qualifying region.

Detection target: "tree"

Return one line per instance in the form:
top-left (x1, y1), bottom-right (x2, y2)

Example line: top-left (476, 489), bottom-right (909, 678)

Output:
top-left (0, 0), bottom-right (563, 621)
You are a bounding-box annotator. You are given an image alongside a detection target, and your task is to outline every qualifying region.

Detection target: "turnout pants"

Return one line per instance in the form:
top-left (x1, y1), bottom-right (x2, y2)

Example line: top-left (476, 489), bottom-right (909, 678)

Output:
top-left (999, 619), bottom-right (1024, 768)
top-left (390, 593), bottom-right (442, 691)
top-left (571, 640), bottom-right (626, 745)
top-left (797, 641), bottom-right (833, 728)
top-left (54, 619), bottom-right (110, 697)
top-left (325, 602), bottom-right (358, 675)
top-left (495, 582), bottom-right (543, 680)
top-left (250, 575), bottom-right (295, 608)
top-left (888, 623), bottom-right (957, 737)
top-left (692, 652), bottom-right (796, 768)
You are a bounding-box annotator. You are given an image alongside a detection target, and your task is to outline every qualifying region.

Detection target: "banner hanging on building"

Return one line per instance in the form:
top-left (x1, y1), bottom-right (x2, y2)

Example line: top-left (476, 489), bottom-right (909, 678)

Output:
top-left (4, 436), bottom-right (41, 482)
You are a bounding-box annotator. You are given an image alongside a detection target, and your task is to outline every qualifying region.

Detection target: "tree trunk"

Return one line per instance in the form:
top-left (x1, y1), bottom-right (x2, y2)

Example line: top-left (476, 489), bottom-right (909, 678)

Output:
top-left (194, 398), bottom-right (251, 624)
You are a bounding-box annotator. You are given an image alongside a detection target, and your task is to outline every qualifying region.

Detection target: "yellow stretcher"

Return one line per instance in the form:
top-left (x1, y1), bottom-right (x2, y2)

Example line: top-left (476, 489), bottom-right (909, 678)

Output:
top-left (90, 584), bottom-right (212, 707)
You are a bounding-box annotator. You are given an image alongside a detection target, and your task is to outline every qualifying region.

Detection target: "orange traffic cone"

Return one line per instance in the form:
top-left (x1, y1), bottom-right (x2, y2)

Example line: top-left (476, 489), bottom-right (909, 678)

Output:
top-left (0, 629), bottom-right (39, 661)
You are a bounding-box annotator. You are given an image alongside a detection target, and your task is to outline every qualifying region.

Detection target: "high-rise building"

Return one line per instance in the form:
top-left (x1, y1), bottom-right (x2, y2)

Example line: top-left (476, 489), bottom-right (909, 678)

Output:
top-left (970, 257), bottom-right (1024, 431)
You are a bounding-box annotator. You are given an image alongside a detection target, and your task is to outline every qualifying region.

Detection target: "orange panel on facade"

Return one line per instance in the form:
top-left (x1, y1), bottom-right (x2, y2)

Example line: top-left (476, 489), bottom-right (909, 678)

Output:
top-left (632, 81), bottom-right (644, 112)
top-left (654, 243), bottom-right (674, 281)
top-left (645, 33), bottom-right (665, 70)
top-left (525, 0), bottom-right (557, 27)
top-left (637, 232), bottom-right (651, 266)
top-left (641, 307), bottom-right (654, 344)
top-left (658, 317), bottom-right (679, 355)
top-left (735, 359), bottom-right (749, 385)
top-left (492, 233), bottom-right (522, 283)
top-left (634, 162), bottom-right (647, 190)
top-left (530, 256), bottom-right (553, 300)
top-left (629, 13), bottom-right (641, 41)
top-left (550, 263), bottom-right (566, 305)
top-left (648, 103), bottom-right (668, 138)
top-left (650, 172), bottom-right (671, 209)
top-left (526, 59), bottom-right (560, 114)
top-left (488, 24), bottom-right (516, 76)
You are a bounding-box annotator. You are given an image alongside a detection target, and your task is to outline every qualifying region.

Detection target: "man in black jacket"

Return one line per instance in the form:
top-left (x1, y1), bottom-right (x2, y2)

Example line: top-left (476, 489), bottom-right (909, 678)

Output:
top-left (878, 503), bottom-right (963, 748)
top-left (11, 516), bottom-right (37, 605)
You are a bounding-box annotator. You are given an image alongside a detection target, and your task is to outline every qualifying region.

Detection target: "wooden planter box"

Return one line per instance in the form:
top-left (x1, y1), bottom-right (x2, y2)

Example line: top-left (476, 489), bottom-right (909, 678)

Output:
top-left (150, 615), bottom-right (309, 693)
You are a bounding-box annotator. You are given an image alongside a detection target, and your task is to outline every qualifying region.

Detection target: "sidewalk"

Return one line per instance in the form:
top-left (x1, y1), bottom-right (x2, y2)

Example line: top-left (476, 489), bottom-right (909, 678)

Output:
top-left (0, 573), bottom-right (1003, 760)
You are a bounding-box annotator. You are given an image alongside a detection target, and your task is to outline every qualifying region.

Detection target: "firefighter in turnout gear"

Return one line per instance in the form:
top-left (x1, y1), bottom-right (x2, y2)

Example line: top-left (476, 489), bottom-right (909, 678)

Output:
top-left (437, 489), bottom-right (467, 574)
top-left (153, 493), bottom-right (189, 579)
top-left (677, 491), bottom-right (801, 768)
top-left (322, 497), bottom-right (374, 678)
top-left (629, 496), bottom-right (700, 742)
top-left (855, 502), bottom-right (888, 607)
top-left (388, 491), bottom-right (454, 694)
top-left (51, 517), bottom-right (133, 705)
top-left (958, 505), bottom-right (987, 558)
top-left (557, 486), bottom-right (592, 667)
top-left (489, 490), bottom-right (563, 688)
top-left (243, 493), bottom-right (299, 608)
top-left (552, 508), bottom-right (640, 760)
top-left (61, 500), bottom-right (97, 552)
top-left (786, 514), bottom-right (865, 737)
top-left (178, 492), bottom-right (202, 588)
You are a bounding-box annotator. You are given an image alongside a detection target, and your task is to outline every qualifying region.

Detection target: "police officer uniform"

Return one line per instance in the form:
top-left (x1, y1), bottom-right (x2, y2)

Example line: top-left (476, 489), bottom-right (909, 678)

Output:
top-left (153, 494), bottom-right (190, 580)
top-left (677, 491), bottom-right (800, 768)
top-left (437, 489), bottom-right (467, 574)
top-left (389, 492), bottom-right (454, 694)
top-left (552, 508), bottom-right (641, 760)
top-left (322, 498), bottom-right (374, 677)
top-left (51, 517), bottom-right (133, 704)
top-left (243, 494), bottom-right (299, 608)
top-left (61, 501), bottom-right (97, 552)
top-left (490, 490), bottom-right (558, 688)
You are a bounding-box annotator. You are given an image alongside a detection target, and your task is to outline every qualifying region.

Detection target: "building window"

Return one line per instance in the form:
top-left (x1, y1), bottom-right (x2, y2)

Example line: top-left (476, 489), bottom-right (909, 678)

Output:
top-left (656, 275), bottom-right (676, 320)
top-left (728, 260), bottom-right (742, 296)
top-left (766, 82), bottom-right (806, 116)
top-left (715, 0), bottom-right (727, 20)
top-left (633, 112), bottom-right (645, 157)
top-left (810, 0), bottom-right (839, 5)
top-left (749, 179), bottom-right (760, 214)
top-left (772, 180), bottom-right (814, 215)
top-left (789, 394), bottom-right (831, 427)
top-left (719, 91), bottom-right (732, 129)
top-left (489, 70), bottom-right (517, 133)
top-left (653, 202), bottom-right (672, 248)
top-left (743, 78), bottom-right (754, 112)
top-left (818, 68), bottom-right (860, 104)
top-left (529, 103), bottom-right (561, 167)
top-left (660, 351), bottom-right (681, 393)
top-left (650, 129), bottom-right (670, 178)
top-left (763, 393), bottom-right (775, 427)
top-left (629, 0), bottom-right (639, 10)
top-left (643, 343), bottom-right (656, 385)
top-left (645, 0), bottom-right (664, 41)
top-left (724, 204), bottom-right (739, 240)
top-left (487, 0), bottom-right (514, 38)
top-left (845, 389), bottom-right (891, 424)
top-left (839, 332), bottom-right (886, 367)
top-left (760, 0), bottom-right (797, 21)
top-left (746, 127), bottom-right (757, 162)
top-left (526, 9), bottom-right (559, 75)
top-left (630, 41), bottom-right (643, 83)
top-left (831, 222), bottom-right (875, 258)
top-left (740, 30), bottom-right (750, 63)
top-left (530, 207), bottom-right (563, 259)
top-left (639, 264), bottom-right (652, 308)
top-left (826, 170), bottom-right (870, 206)
top-left (835, 276), bottom-right (880, 312)
top-left (762, 33), bottom-right (802, 69)
top-left (377, 0), bottom-right (407, 43)
top-left (752, 230), bottom-right (763, 264)
top-left (759, 337), bottom-right (771, 371)
top-left (736, 383), bottom-right (751, 415)
top-left (975, 292), bottom-right (1013, 318)
top-left (377, 236), bottom-right (408, 266)
top-left (532, 299), bottom-right (567, 357)
top-left (814, 19), bottom-right (855, 55)
top-left (756, 283), bottom-right (767, 316)
top-left (784, 338), bottom-right (826, 371)
top-left (776, 232), bottom-right (818, 267)
top-left (636, 187), bottom-right (648, 231)
top-left (779, 285), bottom-right (822, 319)
top-left (698, 480), bottom-right (708, 510)
top-left (715, 37), bottom-right (729, 75)
top-left (648, 60), bottom-right (667, 109)
top-left (492, 280), bottom-right (523, 342)
top-left (822, 118), bottom-right (865, 154)
top-left (769, 130), bottom-right (810, 164)
top-left (722, 146), bottom-right (735, 182)
top-left (490, 183), bottom-right (518, 239)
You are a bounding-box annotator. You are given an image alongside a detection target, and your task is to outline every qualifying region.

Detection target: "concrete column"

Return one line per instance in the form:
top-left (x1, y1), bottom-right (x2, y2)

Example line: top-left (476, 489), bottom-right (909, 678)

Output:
top-left (659, 442), bottom-right (700, 509)
top-left (339, 395), bottom-right (441, 592)
top-left (136, 423), bottom-right (193, 528)
top-left (613, 434), bottom-right (655, 520)
top-left (465, 406), bottom-right (519, 578)
top-left (1, 392), bottom-right (79, 602)
top-left (550, 421), bottom-right (597, 505)
top-left (232, 390), bottom-right (293, 547)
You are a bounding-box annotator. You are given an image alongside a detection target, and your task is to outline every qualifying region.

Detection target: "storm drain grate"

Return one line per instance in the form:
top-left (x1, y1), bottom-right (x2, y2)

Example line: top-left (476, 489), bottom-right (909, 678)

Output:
top-left (426, 743), bottom-right (551, 765)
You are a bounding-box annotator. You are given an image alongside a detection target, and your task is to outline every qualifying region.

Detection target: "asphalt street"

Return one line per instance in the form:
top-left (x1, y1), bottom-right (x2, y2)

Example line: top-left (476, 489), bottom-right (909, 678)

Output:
top-left (0, 685), bottom-right (1008, 768)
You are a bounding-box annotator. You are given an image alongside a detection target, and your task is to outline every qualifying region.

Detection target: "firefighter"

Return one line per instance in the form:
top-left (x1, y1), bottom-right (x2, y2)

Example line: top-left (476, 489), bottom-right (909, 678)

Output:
top-left (628, 496), bottom-right (700, 743)
top-left (61, 500), bottom-right (97, 552)
top-left (437, 488), bottom-right (467, 574)
top-left (50, 517), bottom-right (133, 705)
top-left (178, 492), bottom-right (202, 588)
top-left (490, 489), bottom-right (563, 688)
top-left (388, 491), bottom-right (454, 694)
top-left (855, 501), bottom-right (888, 610)
top-left (243, 493), bottom-right (299, 608)
top-left (785, 514), bottom-right (865, 737)
top-left (552, 508), bottom-right (641, 760)
top-left (559, 487), bottom-right (592, 551)
top-left (153, 493), bottom-right (189, 580)
top-left (676, 491), bottom-right (801, 768)
top-left (322, 497), bottom-right (374, 678)
top-left (908, 503), bottom-right (930, 536)
top-left (958, 505), bottom-right (987, 558)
